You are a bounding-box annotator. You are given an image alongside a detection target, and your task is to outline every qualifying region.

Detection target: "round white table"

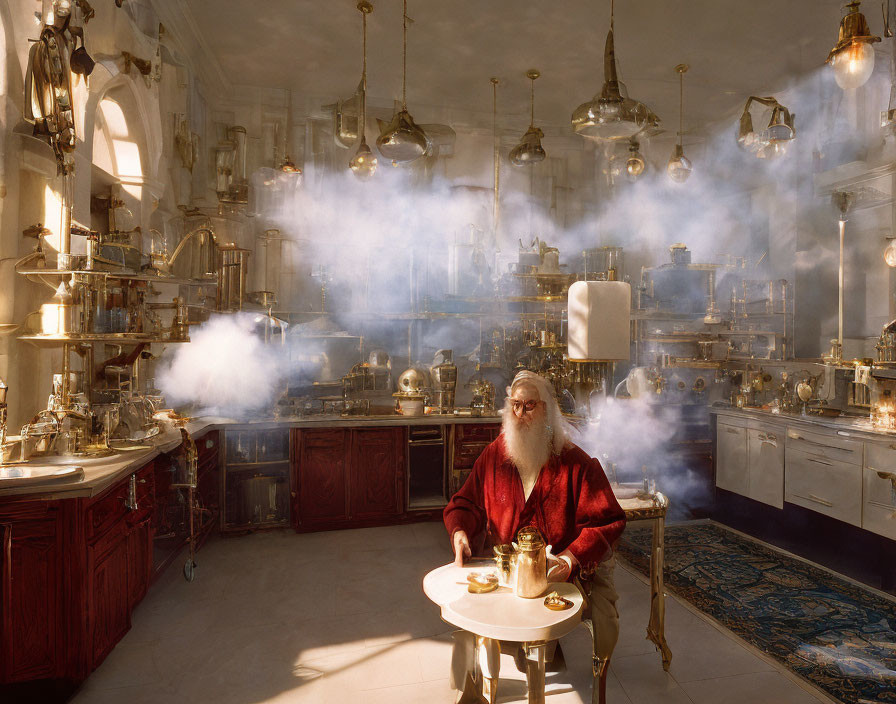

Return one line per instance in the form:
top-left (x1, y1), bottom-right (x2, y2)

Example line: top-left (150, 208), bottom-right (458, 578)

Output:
top-left (423, 561), bottom-right (583, 704)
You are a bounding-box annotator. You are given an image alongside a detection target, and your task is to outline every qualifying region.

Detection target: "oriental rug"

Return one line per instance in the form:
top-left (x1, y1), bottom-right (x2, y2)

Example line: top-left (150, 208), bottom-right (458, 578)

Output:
top-left (616, 521), bottom-right (896, 704)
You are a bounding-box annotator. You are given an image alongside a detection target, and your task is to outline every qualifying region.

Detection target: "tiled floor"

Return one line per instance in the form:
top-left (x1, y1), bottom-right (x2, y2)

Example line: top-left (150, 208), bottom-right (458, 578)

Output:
top-left (71, 522), bottom-right (835, 704)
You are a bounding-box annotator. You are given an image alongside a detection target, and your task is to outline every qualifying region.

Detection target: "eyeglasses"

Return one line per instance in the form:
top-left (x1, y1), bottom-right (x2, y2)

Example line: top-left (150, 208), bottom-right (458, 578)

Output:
top-left (510, 399), bottom-right (540, 413)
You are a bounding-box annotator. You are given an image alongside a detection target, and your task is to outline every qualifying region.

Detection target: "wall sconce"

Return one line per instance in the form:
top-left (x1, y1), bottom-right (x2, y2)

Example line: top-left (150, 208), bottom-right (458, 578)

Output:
top-left (885, 237), bottom-right (896, 267)
top-left (736, 96), bottom-right (796, 158)
top-left (827, 1), bottom-right (880, 90)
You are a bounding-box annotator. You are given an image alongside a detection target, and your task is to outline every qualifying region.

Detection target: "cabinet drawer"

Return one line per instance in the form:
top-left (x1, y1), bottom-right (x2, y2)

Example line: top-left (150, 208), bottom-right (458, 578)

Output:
top-left (865, 441), bottom-right (896, 474)
top-left (785, 428), bottom-right (862, 466)
top-left (862, 467), bottom-right (896, 540)
top-left (454, 441), bottom-right (491, 469)
top-left (88, 464), bottom-right (154, 541)
top-left (785, 447), bottom-right (862, 526)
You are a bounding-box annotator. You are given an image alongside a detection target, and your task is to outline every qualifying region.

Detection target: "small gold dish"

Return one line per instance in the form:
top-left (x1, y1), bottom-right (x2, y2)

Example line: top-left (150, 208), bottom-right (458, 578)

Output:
top-left (467, 571), bottom-right (499, 594)
top-left (544, 591), bottom-right (573, 611)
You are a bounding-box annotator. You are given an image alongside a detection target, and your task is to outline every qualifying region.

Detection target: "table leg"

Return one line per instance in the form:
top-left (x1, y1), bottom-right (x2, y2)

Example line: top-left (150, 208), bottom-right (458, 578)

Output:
top-left (645, 514), bottom-right (672, 670)
top-left (524, 641), bottom-right (546, 704)
top-left (477, 636), bottom-right (500, 704)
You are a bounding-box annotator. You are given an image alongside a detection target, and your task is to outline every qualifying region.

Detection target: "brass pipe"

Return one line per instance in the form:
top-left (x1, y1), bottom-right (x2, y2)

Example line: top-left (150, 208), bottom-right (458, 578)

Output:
top-left (838, 219), bottom-right (845, 358)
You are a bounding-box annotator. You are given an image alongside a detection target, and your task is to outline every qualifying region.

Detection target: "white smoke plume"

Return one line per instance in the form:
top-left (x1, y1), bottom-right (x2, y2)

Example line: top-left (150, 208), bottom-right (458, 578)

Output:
top-left (156, 314), bottom-right (286, 417)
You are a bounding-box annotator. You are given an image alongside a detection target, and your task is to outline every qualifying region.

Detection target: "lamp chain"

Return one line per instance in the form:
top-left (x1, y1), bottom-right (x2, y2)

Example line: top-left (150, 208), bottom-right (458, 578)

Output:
top-left (361, 5), bottom-right (368, 139)
top-left (530, 76), bottom-right (535, 126)
top-left (678, 69), bottom-right (683, 147)
top-left (402, 0), bottom-right (408, 110)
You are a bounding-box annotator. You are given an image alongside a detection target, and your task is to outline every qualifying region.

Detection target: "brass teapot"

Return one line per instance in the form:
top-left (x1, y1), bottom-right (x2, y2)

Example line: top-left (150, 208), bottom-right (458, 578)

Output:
top-left (493, 526), bottom-right (549, 599)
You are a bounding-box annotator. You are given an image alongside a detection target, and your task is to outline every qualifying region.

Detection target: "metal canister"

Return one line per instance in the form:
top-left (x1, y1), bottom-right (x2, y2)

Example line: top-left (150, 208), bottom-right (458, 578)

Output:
top-left (512, 526), bottom-right (548, 598)
top-left (493, 543), bottom-right (515, 587)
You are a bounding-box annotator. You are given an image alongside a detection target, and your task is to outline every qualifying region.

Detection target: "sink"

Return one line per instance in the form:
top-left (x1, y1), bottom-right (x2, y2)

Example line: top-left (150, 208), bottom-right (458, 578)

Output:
top-left (0, 465), bottom-right (84, 487)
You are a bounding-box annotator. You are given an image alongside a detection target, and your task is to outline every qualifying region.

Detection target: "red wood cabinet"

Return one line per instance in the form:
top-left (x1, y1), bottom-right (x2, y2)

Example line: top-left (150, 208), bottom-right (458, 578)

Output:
top-left (0, 501), bottom-right (65, 683)
top-left (295, 429), bottom-right (349, 526)
top-left (350, 429), bottom-right (404, 520)
top-left (293, 427), bottom-right (405, 530)
top-left (449, 423), bottom-right (500, 495)
top-left (87, 526), bottom-right (130, 667)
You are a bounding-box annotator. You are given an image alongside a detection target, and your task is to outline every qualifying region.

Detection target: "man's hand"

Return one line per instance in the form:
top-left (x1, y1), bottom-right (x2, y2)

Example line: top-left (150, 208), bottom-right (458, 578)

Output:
top-left (453, 530), bottom-right (471, 566)
top-left (546, 549), bottom-right (575, 582)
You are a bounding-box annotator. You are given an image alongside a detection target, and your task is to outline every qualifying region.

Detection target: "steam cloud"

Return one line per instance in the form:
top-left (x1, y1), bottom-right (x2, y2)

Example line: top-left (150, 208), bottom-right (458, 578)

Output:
top-left (153, 60), bottom-right (895, 512)
top-left (156, 314), bottom-right (286, 417)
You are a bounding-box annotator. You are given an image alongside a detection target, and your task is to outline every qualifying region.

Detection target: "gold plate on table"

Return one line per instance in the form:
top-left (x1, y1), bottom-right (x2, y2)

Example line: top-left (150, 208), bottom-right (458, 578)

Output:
top-left (544, 591), bottom-right (574, 611)
top-left (467, 571), bottom-right (499, 594)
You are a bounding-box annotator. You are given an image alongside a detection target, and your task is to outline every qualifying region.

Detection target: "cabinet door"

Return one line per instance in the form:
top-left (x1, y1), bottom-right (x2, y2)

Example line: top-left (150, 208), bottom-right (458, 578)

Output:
top-left (1, 513), bottom-right (61, 682)
top-left (716, 422), bottom-right (748, 496)
top-left (126, 513), bottom-right (153, 610)
top-left (350, 428), bottom-right (404, 520)
top-left (88, 527), bottom-right (130, 668)
top-left (298, 429), bottom-right (349, 525)
top-left (747, 426), bottom-right (784, 508)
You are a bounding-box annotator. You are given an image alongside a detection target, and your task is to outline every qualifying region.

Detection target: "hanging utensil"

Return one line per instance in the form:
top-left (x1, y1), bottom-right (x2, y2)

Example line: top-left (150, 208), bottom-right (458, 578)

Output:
top-left (376, 0), bottom-right (429, 164)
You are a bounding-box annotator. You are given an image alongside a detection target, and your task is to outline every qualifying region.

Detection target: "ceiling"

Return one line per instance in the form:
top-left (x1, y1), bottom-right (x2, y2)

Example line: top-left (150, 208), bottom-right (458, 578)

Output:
top-left (182, 0), bottom-right (878, 135)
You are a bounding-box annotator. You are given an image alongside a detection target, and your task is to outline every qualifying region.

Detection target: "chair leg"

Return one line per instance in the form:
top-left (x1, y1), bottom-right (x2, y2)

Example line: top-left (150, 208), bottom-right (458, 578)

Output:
top-left (592, 656), bottom-right (610, 704)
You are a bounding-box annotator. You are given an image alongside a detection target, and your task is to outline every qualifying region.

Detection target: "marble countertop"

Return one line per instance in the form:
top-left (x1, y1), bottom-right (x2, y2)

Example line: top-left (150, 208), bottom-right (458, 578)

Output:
top-left (0, 413), bottom-right (503, 501)
top-left (710, 405), bottom-right (896, 444)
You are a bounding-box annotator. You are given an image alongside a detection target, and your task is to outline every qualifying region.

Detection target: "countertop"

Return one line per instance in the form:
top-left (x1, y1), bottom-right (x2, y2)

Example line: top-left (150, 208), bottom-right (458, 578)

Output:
top-left (710, 405), bottom-right (896, 444)
top-left (0, 413), bottom-right (503, 501)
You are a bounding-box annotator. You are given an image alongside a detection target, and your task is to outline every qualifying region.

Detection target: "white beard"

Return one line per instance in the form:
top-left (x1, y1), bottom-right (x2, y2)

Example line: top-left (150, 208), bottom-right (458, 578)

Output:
top-left (503, 413), bottom-right (552, 500)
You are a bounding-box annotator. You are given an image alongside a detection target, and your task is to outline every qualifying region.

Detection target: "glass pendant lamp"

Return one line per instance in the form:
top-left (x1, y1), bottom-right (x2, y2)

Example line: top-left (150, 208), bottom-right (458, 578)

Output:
top-left (666, 64), bottom-right (692, 183)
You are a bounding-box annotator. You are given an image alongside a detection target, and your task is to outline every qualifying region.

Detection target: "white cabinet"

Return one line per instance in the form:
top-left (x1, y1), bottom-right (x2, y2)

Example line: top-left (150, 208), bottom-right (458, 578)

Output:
top-left (716, 420), bottom-right (748, 496)
top-left (784, 429), bottom-right (863, 527)
top-left (747, 424), bottom-right (784, 508)
top-left (862, 441), bottom-right (896, 540)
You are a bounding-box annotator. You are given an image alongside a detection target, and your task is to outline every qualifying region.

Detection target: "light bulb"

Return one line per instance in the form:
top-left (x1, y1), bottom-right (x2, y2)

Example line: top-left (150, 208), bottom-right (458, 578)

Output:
top-left (885, 240), bottom-right (896, 267)
top-left (626, 144), bottom-right (645, 180)
top-left (666, 145), bottom-right (691, 183)
top-left (831, 42), bottom-right (875, 90)
top-left (349, 140), bottom-right (377, 180)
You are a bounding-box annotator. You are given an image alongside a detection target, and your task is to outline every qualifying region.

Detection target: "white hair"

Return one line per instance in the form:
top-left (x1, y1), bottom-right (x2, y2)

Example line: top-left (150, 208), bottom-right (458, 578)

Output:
top-left (504, 370), bottom-right (569, 455)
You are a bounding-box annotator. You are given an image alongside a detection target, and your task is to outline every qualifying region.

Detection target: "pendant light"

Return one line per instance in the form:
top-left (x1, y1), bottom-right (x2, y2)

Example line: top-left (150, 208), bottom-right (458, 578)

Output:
top-left (736, 96), bottom-right (795, 158)
top-left (349, 1), bottom-right (377, 179)
top-left (827, 1), bottom-right (880, 90)
top-left (376, 0), bottom-right (429, 164)
top-left (625, 139), bottom-right (645, 180)
top-left (666, 64), bottom-right (692, 183)
top-left (510, 69), bottom-right (547, 165)
top-left (571, 0), bottom-right (660, 142)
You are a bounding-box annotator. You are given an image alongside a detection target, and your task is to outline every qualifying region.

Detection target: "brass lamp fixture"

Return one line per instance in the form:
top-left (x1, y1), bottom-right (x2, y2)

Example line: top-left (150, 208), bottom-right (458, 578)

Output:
top-left (626, 139), bottom-right (645, 180)
top-left (376, 0), bottom-right (429, 165)
top-left (571, 0), bottom-right (661, 142)
top-left (736, 96), bottom-right (796, 159)
top-left (510, 69), bottom-right (547, 165)
top-left (666, 64), bottom-right (691, 183)
top-left (827, 1), bottom-right (880, 90)
top-left (349, 1), bottom-right (377, 179)
top-left (885, 237), bottom-right (896, 266)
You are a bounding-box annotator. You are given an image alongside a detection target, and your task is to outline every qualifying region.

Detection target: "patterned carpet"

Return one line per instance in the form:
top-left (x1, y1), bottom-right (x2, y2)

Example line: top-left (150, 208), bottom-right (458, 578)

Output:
top-left (617, 522), bottom-right (896, 704)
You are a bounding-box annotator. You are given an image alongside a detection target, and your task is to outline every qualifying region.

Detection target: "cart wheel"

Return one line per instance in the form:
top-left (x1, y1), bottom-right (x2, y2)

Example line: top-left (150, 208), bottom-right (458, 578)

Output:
top-left (183, 559), bottom-right (197, 582)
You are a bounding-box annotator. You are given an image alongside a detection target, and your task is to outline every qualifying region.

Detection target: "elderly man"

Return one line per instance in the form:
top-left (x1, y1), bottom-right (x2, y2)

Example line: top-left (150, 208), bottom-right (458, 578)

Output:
top-left (444, 370), bottom-right (626, 704)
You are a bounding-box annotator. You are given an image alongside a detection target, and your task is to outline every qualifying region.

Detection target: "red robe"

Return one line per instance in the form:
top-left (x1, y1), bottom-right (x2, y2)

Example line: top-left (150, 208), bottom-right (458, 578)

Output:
top-left (444, 434), bottom-right (626, 576)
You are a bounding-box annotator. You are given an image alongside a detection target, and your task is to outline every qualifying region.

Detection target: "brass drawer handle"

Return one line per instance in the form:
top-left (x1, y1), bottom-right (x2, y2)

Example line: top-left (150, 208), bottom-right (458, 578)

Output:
top-left (725, 427), bottom-right (740, 434)
top-left (794, 493), bottom-right (834, 508)
top-left (808, 457), bottom-right (833, 467)
top-left (867, 499), bottom-right (896, 511)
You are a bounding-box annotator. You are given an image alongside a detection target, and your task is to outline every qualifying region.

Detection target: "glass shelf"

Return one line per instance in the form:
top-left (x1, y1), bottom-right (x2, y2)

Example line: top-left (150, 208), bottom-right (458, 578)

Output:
top-left (17, 268), bottom-right (217, 286)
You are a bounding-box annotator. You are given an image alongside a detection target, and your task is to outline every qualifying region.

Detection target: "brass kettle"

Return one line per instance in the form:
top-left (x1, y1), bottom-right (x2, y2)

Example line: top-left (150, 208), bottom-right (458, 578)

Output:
top-left (493, 526), bottom-right (548, 599)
